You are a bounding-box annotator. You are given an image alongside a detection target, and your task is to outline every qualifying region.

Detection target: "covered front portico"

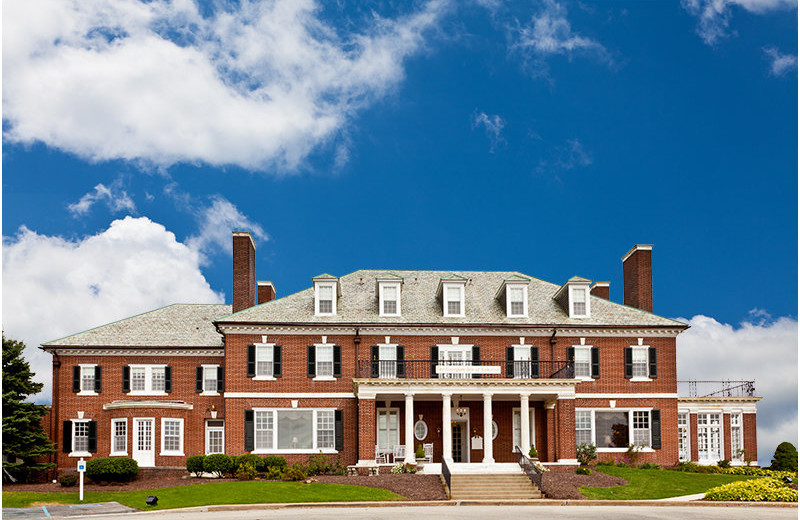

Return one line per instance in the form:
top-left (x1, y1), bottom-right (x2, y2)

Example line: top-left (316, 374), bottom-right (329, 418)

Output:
top-left (353, 379), bottom-right (580, 469)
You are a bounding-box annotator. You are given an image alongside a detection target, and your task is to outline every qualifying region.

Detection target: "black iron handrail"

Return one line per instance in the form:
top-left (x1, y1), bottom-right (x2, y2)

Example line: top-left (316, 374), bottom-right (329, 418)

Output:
top-left (441, 457), bottom-right (452, 497)
top-left (357, 359), bottom-right (574, 379)
top-left (677, 380), bottom-right (756, 398)
top-left (514, 445), bottom-right (543, 492)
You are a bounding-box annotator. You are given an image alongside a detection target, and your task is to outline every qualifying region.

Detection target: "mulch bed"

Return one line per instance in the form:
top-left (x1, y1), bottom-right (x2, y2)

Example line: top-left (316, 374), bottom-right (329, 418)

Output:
top-left (540, 471), bottom-right (627, 500)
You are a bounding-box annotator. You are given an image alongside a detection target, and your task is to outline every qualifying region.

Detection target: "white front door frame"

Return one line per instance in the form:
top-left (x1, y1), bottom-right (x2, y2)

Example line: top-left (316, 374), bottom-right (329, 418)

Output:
top-left (133, 417), bottom-right (155, 467)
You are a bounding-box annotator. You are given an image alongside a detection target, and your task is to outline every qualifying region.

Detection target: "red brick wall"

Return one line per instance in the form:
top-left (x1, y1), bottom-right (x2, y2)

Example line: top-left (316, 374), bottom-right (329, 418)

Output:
top-left (743, 413), bottom-right (757, 463)
top-left (723, 414), bottom-right (732, 461)
top-left (690, 413), bottom-right (699, 462)
top-left (232, 233), bottom-right (255, 313)
top-left (623, 247), bottom-right (653, 312)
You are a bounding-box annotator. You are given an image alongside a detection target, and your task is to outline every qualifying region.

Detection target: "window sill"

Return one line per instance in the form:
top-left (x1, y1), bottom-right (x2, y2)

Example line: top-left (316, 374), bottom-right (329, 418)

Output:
top-left (379, 313), bottom-right (402, 318)
top-left (253, 376), bottom-right (276, 381)
top-left (201, 392), bottom-right (220, 396)
top-left (160, 452), bottom-right (185, 457)
top-left (575, 376), bottom-right (594, 382)
top-left (630, 377), bottom-right (652, 382)
top-left (128, 392), bottom-right (168, 396)
top-left (69, 452), bottom-right (92, 458)
top-left (109, 452), bottom-right (128, 457)
top-left (597, 447), bottom-right (654, 453)
top-left (313, 377), bottom-right (336, 382)
top-left (77, 391), bottom-right (98, 396)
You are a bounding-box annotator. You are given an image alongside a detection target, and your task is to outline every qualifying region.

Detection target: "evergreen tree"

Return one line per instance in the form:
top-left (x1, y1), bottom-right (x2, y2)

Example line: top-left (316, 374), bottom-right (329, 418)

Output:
top-left (2, 335), bottom-right (55, 481)
top-left (770, 442), bottom-right (798, 472)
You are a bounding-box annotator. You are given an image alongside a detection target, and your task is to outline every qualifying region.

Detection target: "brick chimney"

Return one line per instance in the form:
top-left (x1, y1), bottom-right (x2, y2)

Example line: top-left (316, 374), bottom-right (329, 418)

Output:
top-left (590, 282), bottom-right (610, 300)
top-left (622, 244), bottom-right (653, 312)
top-left (257, 281), bottom-right (276, 304)
top-left (232, 231), bottom-right (256, 313)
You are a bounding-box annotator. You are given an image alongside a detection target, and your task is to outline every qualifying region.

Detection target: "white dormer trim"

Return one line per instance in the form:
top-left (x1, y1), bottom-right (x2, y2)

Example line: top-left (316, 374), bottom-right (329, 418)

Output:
top-left (440, 280), bottom-right (466, 318)
top-left (314, 279), bottom-right (338, 317)
top-left (570, 285), bottom-right (590, 318)
top-left (506, 283), bottom-right (529, 318)
top-left (378, 281), bottom-right (402, 317)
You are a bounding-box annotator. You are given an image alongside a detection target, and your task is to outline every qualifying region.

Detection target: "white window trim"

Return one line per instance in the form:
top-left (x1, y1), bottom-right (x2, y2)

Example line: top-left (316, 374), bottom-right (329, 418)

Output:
top-left (128, 364), bottom-right (168, 396)
top-left (414, 419), bottom-right (428, 441)
top-left (730, 412), bottom-right (744, 463)
top-left (159, 418), bottom-right (184, 456)
top-left (315, 282), bottom-right (337, 316)
top-left (252, 408), bottom-right (338, 454)
top-left (201, 364), bottom-right (221, 395)
top-left (377, 342), bottom-right (399, 379)
top-left (630, 346), bottom-right (652, 382)
top-left (110, 418), bottom-right (128, 456)
top-left (574, 408), bottom-right (655, 453)
top-left (78, 364), bottom-right (98, 396)
top-left (253, 343), bottom-right (276, 380)
top-left (678, 412), bottom-right (691, 462)
top-left (512, 407), bottom-right (536, 452)
top-left (379, 282), bottom-right (402, 317)
top-left (376, 407), bottom-right (401, 450)
top-left (442, 282), bottom-right (465, 318)
top-left (569, 285), bottom-right (591, 318)
top-left (696, 411), bottom-right (725, 464)
top-left (69, 418), bottom-right (91, 457)
top-left (506, 284), bottom-right (528, 318)
top-left (313, 343), bottom-right (336, 381)
top-left (572, 345), bottom-right (593, 381)
top-left (205, 420), bottom-right (225, 455)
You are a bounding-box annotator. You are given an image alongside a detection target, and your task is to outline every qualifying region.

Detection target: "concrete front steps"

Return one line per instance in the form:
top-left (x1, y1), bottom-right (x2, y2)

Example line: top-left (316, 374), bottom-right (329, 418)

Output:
top-left (449, 473), bottom-right (542, 500)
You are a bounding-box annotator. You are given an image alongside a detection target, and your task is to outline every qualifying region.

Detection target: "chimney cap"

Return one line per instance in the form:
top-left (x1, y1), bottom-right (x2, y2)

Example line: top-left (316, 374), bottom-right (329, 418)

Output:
top-left (257, 281), bottom-right (275, 288)
top-left (621, 244), bottom-right (652, 263)
top-left (591, 281), bottom-right (610, 288)
top-left (232, 230), bottom-right (256, 250)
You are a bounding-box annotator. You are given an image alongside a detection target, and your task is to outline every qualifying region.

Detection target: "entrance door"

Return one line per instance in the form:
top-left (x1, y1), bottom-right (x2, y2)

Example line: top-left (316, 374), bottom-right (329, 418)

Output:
top-left (133, 418), bottom-right (155, 467)
top-left (205, 420), bottom-right (225, 454)
top-left (452, 423), bottom-right (464, 462)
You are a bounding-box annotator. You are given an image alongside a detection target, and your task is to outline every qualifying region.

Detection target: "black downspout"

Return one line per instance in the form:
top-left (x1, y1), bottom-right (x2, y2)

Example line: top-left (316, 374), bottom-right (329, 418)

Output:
top-left (549, 329), bottom-right (557, 361)
top-left (353, 328), bottom-right (360, 465)
top-left (52, 353), bottom-right (61, 472)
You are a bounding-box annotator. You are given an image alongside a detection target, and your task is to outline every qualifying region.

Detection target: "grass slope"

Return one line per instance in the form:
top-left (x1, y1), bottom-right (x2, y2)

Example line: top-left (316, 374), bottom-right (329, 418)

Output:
top-left (3, 481), bottom-right (403, 510)
top-left (581, 466), bottom-right (758, 500)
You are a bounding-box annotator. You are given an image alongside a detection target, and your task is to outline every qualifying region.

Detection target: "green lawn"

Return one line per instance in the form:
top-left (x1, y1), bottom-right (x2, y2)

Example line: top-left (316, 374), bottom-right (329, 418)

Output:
top-left (3, 481), bottom-right (403, 510)
top-left (580, 466), bottom-right (758, 500)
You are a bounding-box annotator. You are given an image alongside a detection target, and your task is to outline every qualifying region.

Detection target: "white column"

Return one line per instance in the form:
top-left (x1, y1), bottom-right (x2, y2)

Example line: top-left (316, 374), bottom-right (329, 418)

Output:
top-left (404, 392), bottom-right (415, 464)
top-left (442, 392), bottom-right (453, 463)
top-left (483, 392), bottom-right (494, 464)
top-left (520, 393), bottom-right (531, 455)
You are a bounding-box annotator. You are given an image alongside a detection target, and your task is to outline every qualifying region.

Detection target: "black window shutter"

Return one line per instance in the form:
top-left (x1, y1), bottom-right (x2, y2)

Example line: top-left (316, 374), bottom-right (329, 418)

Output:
top-left (472, 345), bottom-right (481, 379)
top-left (307, 346), bottom-right (316, 378)
top-left (247, 344), bottom-right (256, 378)
top-left (63, 421), bottom-right (72, 453)
top-left (531, 346), bottom-right (540, 378)
top-left (244, 410), bottom-right (254, 452)
top-left (334, 410), bottom-right (344, 451)
top-left (396, 346), bottom-right (405, 378)
top-left (94, 366), bottom-right (102, 393)
top-left (196, 367), bottom-right (203, 393)
top-left (122, 366), bottom-right (130, 393)
top-left (333, 345), bottom-right (342, 378)
top-left (591, 347), bottom-right (600, 379)
top-left (164, 366), bottom-right (172, 393)
top-left (651, 410), bottom-right (661, 449)
top-left (273, 346), bottom-right (282, 378)
top-left (370, 346), bottom-right (379, 378)
top-left (566, 346), bottom-right (575, 361)
top-left (88, 421), bottom-right (97, 453)
top-left (506, 347), bottom-right (515, 378)
top-left (624, 347), bottom-right (633, 379)
top-left (217, 366), bottom-right (225, 392)
top-left (430, 346), bottom-right (439, 379)
top-left (73, 366), bottom-right (80, 393)
top-left (648, 347), bottom-right (658, 378)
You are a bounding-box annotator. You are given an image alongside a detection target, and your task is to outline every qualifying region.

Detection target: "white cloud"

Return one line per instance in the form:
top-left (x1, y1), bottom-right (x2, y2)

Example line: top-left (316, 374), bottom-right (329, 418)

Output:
top-left (471, 111), bottom-right (506, 152)
top-left (3, 0), bottom-right (448, 172)
top-left (511, 0), bottom-right (610, 77)
top-left (676, 313), bottom-right (798, 466)
top-left (2, 217), bottom-right (224, 403)
top-left (186, 196), bottom-right (268, 259)
top-left (764, 47), bottom-right (798, 76)
top-left (535, 137), bottom-right (593, 177)
top-left (68, 180), bottom-right (136, 216)
top-left (682, 0), bottom-right (796, 46)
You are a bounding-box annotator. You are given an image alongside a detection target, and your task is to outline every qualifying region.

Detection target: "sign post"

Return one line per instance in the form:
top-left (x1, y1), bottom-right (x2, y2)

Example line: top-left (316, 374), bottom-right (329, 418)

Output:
top-left (77, 458), bottom-right (86, 501)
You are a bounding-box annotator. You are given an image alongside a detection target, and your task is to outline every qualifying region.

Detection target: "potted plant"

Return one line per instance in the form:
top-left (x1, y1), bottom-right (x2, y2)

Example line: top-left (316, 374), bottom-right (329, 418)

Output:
top-left (415, 444), bottom-right (426, 469)
top-left (528, 445), bottom-right (539, 461)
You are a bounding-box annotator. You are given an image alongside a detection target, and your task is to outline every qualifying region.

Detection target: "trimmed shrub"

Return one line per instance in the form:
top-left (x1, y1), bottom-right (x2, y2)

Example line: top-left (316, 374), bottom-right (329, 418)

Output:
top-left (528, 445), bottom-right (539, 459)
top-left (186, 455), bottom-right (206, 477)
top-left (771, 442), bottom-right (798, 472)
top-left (257, 456), bottom-right (288, 472)
top-left (234, 454), bottom-right (260, 471)
top-left (204, 453), bottom-right (234, 478)
top-left (670, 461), bottom-right (700, 472)
top-left (85, 457), bottom-right (139, 483)
top-left (575, 467), bottom-right (592, 475)
top-left (305, 454), bottom-right (334, 476)
top-left (283, 463), bottom-right (307, 481)
top-left (265, 467), bottom-right (284, 480)
top-left (576, 443), bottom-right (597, 466)
top-left (639, 462), bottom-right (660, 470)
top-left (705, 477), bottom-right (798, 502)
top-left (59, 473), bottom-right (79, 487)
top-left (719, 467), bottom-right (796, 478)
top-left (717, 459), bottom-right (731, 469)
top-left (236, 462), bottom-right (257, 480)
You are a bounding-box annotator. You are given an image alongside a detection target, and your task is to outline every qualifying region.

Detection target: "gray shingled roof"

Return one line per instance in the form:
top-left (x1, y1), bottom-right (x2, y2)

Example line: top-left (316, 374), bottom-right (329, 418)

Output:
top-left (43, 304), bottom-right (230, 347)
top-left (220, 270), bottom-right (686, 328)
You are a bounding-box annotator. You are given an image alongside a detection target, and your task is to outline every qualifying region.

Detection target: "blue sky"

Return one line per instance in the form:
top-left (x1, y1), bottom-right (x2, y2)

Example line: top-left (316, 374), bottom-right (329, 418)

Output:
top-left (3, 0), bottom-right (797, 464)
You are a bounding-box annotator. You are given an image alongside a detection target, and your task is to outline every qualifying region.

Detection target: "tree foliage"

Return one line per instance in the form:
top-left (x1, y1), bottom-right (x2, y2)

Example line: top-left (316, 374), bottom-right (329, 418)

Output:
top-left (2, 335), bottom-right (55, 481)
top-left (770, 442), bottom-right (798, 472)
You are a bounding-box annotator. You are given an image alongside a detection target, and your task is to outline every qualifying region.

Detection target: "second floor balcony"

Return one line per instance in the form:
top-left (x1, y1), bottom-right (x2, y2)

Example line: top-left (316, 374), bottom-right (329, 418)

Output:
top-left (356, 359), bottom-right (574, 380)
top-left (678, 380), bottom-right (757, 398)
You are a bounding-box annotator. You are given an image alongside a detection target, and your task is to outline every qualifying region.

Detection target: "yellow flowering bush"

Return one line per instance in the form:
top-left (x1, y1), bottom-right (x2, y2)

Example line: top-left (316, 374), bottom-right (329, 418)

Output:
top-left (718, 467), bottom-right (796, 479)
top-left (705, 478), bottom-right (798, 502)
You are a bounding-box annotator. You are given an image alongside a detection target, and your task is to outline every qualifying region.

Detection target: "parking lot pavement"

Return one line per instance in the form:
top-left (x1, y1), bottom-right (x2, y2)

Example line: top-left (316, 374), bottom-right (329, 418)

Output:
top-left (3, 502), bottom-right (136, 519)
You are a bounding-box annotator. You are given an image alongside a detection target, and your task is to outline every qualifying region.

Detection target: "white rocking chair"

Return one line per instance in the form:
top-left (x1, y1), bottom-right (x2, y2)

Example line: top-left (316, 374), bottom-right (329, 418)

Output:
top-left (422, 443), bottom-right (434, 463)
top-left (375, 445), bottom-right (389, 464)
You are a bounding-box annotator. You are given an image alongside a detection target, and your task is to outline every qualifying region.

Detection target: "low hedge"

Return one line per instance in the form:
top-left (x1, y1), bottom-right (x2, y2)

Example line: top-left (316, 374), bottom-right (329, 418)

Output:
top-left (705, 477), bottom-right (798, 502)
top-left (257, 455), bottom-right (288, 472)
top-left (186, 455), bottom-right (206, 477)
top-left (670, 462), bottom-right (796, 479)
top-left (85, 457), bottom-right (139, 483)
top-left (204, 454), bottom-right (234, 478)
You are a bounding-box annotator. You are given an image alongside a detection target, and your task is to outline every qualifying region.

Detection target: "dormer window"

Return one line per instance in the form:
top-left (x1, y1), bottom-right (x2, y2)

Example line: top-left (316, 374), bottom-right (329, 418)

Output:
top-left (496, 276), bottom-right (530, 318)
top-left (313, 275), bottom-right (339, 316)
top-left (571, 287), bottom-right (587, 317)
top-left (438, 276), bottom-right (467, 318)
top-left (509, 287), bottom-right (525, 316)
top-left (318, 285), bottom-right (334, 314)
top-left (554, 276), bottom-right (592, 319)
top-left (377, 275), bottom-right (403, 317)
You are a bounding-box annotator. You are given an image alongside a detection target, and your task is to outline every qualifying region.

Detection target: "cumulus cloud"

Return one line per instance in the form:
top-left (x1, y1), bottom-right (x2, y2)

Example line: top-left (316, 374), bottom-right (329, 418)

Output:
top-left (676, 313), bottom-right (798, 466)
top-left (2, 217), bottom-right (225, 403)
top-left (3, 0), bottom-right (448, 172)
top-left (186, 196), bottom-right (268, 259)
top-left (682, 0), bottom-right (796, 46)
top-left (511, 0), bottom-right (610, 77)
top-left (471, 111), bottom-right (506, 152)
top-left (764, 47), bottom-right (798, 76)
top-left (68, 180), bottom-right (136, 216)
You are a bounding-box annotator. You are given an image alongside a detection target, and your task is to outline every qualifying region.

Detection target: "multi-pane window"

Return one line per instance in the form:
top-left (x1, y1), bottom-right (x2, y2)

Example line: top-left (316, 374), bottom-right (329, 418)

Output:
top-left (316, 345), bottom-right (334, 377)
top-left (81, 366), bottom-right (96, 392)
top-left (632, 411), bottom-right (651, 447)
top-left (161, 419), bottom-right (183, 454)
top-left (112, 419), bottom-right (127, 454)
top-left (129, 365), bottom-right (168, 394)
top-left (731, 413), bottom-right (743, 461)
top-left (203, 366), bottom-right (218, 393)
top-left (318, 285), bottom-right (334, 314)
top-left (437, 346), bottom-right (472, 379)
top-left (255, 411), bottom-right (274, 451)
top-left (378, 345), bottom-right (397, 379)
top-left (631, 348), bottom-right (648, 378)
top-left (253, 409), bottom-right (336, 452)
top-left (377, 409), bottom-right (399, 449)
top-left (73, 421), bottom-right (89, 453)
top-left (509, 286), bottom-right (525, 316)
top-left (572, 287), bottom-right (587, 316)
top-left (446, 286), bottom-right (461, 316)
top-left (131, 367), bottom-right (146, 391)
top-left (575, 410), bottom-right (593, 446)
top-left (256, 345), bottom-right (274, 377)
top-left (383, 285), bottom-right (398, 315)
top-left (574, 347), bottom-right (591, 379)
top-left (697, 413), bottom-right (722, 462)
top-left (678, 413), bottom-right (690, 462)
top-left (151, 367), bottom-right (165, 392)
top-left (317, 410), bottom-right (335, 449)
top-left (206, 420), bottom-right (225, 455)
top-left (512, 409), bottom-right (535, 451)
top-left (513, 346), bottom-right (532, 379)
